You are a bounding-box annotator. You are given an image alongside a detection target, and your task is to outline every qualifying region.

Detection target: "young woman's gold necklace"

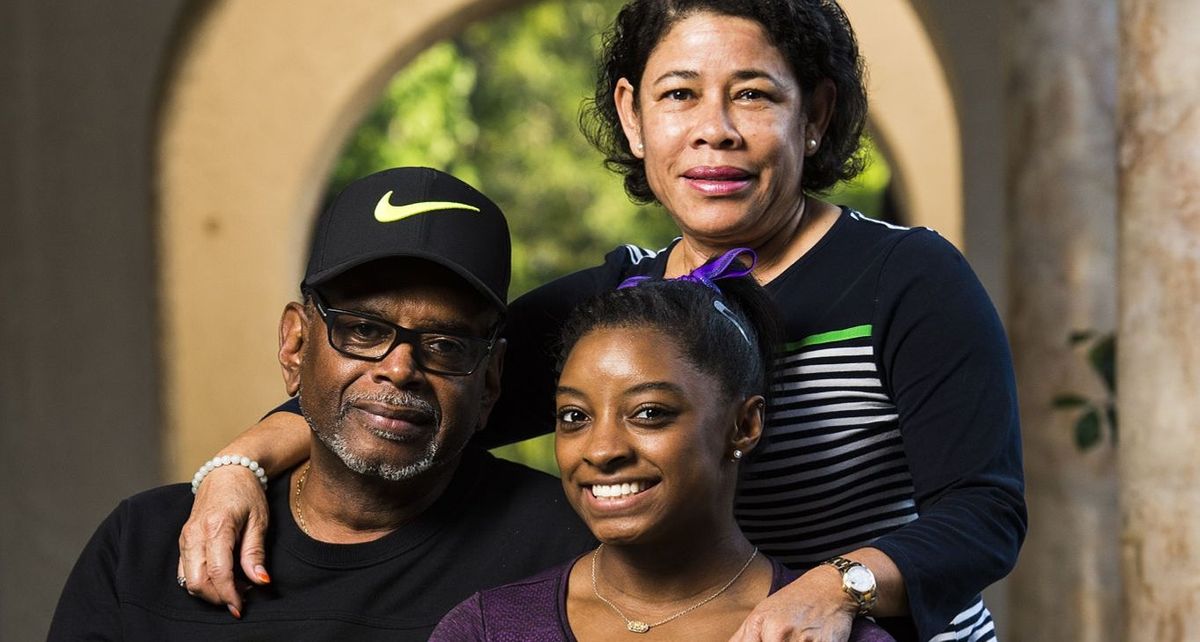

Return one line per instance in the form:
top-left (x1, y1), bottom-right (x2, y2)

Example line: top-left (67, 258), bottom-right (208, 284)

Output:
top-left (294, 462), bottom-right (312, 536)
top-left (590, 543), bottom-right (759, 634)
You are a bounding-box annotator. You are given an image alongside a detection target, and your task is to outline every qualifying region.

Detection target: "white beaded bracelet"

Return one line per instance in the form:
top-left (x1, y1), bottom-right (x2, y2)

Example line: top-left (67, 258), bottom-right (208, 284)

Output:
top-left (191, 455), bottom-right (269, 494)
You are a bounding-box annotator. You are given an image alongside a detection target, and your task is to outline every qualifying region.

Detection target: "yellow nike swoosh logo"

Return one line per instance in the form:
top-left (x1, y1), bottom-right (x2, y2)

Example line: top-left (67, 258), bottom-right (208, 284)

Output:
top-left (373, 192), bottom-right (480, 223)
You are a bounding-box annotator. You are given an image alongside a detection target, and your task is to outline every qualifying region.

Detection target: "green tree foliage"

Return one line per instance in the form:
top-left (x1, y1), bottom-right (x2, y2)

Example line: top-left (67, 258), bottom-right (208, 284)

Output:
top-left (329, 41), bottom-right (482, 197)
top-left (825, 135), bottom-right (891, 218)
top-left (1053, 330), bottom-right (1117, 451)
top-left (327, 0), bottom-right (893, 474)
top-left (459, 1), bottom-right (682, 298)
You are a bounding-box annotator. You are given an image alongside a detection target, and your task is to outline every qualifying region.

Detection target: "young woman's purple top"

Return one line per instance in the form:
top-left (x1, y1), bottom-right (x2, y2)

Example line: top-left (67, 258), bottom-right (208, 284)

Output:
top-left (430, 554), bottom-right (895, 641)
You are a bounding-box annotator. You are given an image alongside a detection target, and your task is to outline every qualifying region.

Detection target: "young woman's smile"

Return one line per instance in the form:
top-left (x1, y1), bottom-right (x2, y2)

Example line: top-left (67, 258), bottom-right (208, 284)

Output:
top-left (555, 326), bottom-right (742, 545)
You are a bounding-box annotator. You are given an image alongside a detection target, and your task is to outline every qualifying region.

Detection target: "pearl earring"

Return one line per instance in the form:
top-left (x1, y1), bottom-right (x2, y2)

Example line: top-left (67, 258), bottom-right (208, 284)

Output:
top-left (806, 138), bottom-right (818, 151)
top-left (636, 142), bottom-right (644, 151)
top-left (731, 420), bottom-right (745, 461)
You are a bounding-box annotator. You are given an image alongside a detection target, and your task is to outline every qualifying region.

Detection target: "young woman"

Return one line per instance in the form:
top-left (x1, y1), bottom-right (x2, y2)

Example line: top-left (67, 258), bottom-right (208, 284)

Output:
top-left (180, 2), bottom-right (1024, 639)
top-left (430, 250), bottom-right (890, 641)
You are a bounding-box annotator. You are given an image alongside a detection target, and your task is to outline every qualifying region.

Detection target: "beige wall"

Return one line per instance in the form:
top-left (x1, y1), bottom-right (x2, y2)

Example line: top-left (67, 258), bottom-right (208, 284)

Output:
top-left (0, 2), bottom-right (188, 639)
top-left (844, 0), bottom-right (963, 249)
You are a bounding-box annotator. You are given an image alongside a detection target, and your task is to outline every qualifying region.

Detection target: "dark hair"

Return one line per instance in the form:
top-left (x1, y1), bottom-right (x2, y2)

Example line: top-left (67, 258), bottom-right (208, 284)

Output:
top-left (558, 271), bottom-right (781, 404)
top-left (581, 0), bottom-right (868, 203)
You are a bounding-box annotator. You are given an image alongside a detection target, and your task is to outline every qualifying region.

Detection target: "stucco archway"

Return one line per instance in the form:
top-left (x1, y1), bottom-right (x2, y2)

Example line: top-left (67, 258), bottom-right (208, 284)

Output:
top-left (157, 0), bottom-right (960, 479)
top-left (842, 0), bottom-right (962, 240)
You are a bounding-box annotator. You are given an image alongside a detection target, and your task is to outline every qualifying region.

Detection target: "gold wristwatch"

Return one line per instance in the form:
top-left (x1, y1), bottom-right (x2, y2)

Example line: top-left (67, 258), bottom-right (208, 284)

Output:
top-left (822, 556), bottom-right (878, 615)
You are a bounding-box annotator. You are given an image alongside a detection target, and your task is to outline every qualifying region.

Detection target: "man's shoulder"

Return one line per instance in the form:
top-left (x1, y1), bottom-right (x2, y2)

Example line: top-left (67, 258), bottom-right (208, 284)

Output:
top-left (477, 450), bottom-right (560, 486)
top-left (87, 483), bottom-right (206, 568)
top-left (411, 449), bottom-right (591, 605)
top-left (455, 448), bottom-right (591, 544)
top-left (126, 481), bottom-right (195, 502)
top-left (50, 483), bottom-right (204, 639)
top-left (467, 449), bottom-right (573, 511)
top-left (113, 483), bottom-right (196, 522)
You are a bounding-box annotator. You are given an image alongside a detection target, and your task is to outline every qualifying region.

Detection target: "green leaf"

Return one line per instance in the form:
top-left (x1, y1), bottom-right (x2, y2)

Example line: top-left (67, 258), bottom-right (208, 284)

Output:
top-left (1074, 409), bottom-right (1102, 450)
top-left (1088, 334), bottom-right (1116, 393)
top-left (1069, 330), bottom-right (1097, 346)
top-left (1052, 393), bottom-right (1089, 409)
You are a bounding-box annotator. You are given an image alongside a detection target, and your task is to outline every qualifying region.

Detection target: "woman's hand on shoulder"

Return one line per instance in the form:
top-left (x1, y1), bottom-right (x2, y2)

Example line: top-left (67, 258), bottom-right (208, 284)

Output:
top-left (177, 462), bottom-right (271, 617)
top-left (728, 564), bottom-right (856, 642)
top-left (175, 408), bottom-right (310, 616)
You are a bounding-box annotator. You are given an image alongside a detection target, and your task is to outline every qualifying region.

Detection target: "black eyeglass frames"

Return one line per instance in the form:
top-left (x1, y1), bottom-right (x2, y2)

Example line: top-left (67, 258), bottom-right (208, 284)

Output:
top-left (305, 289), bottom-right (499, 376)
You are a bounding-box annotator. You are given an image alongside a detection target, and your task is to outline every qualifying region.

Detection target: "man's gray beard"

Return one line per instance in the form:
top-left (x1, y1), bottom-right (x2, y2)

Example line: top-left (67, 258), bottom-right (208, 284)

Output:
top-left (303, 389), bottom-right (442, 482)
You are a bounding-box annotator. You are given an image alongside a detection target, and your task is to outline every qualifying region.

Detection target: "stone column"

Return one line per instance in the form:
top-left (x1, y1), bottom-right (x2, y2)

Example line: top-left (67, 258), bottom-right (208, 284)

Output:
top-left (0, 2), bottom-right (186, 639)
top-left (1003, 1), bottom-right (1120, 640)
top-left (1117, 1), bottom-right (1200, 640)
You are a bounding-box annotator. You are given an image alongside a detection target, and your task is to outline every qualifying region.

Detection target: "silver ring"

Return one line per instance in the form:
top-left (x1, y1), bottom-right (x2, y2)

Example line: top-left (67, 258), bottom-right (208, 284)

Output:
top-left (177, 575), bottom-right (187, 588)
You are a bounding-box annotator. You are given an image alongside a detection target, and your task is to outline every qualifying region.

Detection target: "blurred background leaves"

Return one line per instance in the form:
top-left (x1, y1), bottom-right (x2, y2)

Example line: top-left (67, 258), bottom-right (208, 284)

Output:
top-left (1053, 330), bottom-right (1117, 451)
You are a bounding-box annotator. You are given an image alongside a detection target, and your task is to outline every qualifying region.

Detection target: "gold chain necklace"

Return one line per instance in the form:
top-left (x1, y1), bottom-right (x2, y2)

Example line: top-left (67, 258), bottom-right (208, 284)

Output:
top-left (590, 543), bottom-right (759, 634)
top-left (294, 462), bottom-right (312, 536)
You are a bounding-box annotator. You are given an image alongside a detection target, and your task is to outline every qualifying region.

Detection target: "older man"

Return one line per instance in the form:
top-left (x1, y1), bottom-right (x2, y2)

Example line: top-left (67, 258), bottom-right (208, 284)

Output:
top-left (49, 168), bottom-right (592, 640)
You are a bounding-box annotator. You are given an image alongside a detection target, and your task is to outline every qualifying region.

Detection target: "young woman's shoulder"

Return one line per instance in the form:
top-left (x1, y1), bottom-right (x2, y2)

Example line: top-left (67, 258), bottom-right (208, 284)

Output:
top-left (850, 618), bottom-right (898, 642)
top-left (430, 560), bottom-right (574, 641)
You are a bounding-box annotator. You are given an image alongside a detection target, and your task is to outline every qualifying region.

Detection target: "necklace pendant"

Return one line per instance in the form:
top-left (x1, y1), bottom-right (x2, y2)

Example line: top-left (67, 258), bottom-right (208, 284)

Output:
top-left (627, 621), bottom-right (650, 634)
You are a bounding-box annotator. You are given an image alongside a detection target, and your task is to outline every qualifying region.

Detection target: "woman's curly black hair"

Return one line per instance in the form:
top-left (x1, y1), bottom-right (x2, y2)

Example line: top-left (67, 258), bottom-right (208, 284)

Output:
top-left (580, 0), bottom-right (868, 203)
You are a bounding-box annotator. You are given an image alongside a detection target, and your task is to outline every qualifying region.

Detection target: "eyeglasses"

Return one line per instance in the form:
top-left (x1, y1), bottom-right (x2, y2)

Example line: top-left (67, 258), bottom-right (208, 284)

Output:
top-left (306, 289), bottom-right (499, 376)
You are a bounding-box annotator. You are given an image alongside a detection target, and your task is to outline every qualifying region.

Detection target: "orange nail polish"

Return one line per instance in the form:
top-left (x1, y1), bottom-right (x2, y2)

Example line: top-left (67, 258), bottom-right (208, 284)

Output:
top-left (255, 566), bottom-right (271, 584)
top-left (228, 604), bottom-right (242, 619)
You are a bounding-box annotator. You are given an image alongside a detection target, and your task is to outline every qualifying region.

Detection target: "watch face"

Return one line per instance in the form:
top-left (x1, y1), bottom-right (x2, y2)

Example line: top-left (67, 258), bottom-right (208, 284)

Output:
top-left (845, 565), bottom-right (876, 592)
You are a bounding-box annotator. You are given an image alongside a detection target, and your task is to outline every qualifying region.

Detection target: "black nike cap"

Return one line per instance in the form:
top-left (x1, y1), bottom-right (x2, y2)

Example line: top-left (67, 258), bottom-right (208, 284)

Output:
top-left (303, 167), bottom-right (511, 310)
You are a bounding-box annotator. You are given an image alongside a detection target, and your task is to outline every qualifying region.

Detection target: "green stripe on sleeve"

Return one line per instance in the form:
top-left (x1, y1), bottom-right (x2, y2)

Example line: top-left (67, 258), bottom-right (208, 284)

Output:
top-left (785, 324), bottom-right (873, 350)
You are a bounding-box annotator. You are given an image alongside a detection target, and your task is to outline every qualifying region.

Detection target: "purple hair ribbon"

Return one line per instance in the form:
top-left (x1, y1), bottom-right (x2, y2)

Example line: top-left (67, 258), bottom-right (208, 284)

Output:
top-left (617, 247), bottom-right (757, 292)
top-left (616, 247), bottom-right (757, 345)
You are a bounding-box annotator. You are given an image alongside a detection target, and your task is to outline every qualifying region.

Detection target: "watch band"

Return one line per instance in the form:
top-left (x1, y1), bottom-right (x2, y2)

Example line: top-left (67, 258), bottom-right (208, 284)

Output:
top-left (821, 556), bottom-right (878, 615)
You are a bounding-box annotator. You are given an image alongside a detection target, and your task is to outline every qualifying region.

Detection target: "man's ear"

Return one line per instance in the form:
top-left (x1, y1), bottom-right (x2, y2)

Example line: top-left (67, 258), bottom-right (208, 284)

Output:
top-left (475, 338), bottom-right (507, 433)
top-left (279, 301), bottom-right (308, 397)
top-left (614, 77), bottom-right (645, 159)
top-left (731, 395), bottom-right (766, 456)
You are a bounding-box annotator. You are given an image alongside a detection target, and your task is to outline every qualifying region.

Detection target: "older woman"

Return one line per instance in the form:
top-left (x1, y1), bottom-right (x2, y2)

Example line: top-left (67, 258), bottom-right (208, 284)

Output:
top-left (180, 2), bottom-right (1025, 641)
